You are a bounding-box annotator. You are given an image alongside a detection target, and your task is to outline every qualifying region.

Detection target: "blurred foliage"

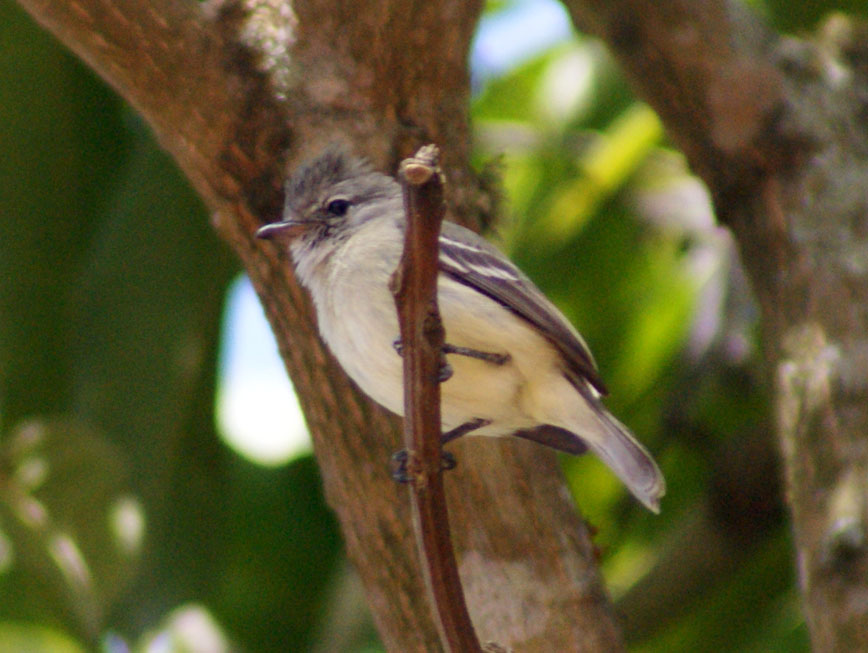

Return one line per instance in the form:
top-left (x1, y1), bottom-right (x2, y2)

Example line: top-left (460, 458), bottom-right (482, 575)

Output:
top-left (3, 0), bottom-right (861, 650)
top-left (749, 0), bottom-right (868, 32)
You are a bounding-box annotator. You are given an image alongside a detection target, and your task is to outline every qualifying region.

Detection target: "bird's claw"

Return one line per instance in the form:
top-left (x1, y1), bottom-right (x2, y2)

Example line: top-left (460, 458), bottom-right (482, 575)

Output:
top-left (392, 338), bottom-right (453, 383)
top-left (390, 448), bottom-right (457, 483)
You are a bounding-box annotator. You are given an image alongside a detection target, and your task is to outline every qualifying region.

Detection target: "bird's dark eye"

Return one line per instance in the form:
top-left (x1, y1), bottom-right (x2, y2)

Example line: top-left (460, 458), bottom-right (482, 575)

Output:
top-left (326, 198), bottom-right (351, 216)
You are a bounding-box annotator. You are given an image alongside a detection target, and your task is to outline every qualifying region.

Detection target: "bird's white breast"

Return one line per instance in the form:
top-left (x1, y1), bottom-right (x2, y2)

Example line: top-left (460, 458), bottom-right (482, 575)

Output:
top-left (297, 218), bottom-right (569, 437)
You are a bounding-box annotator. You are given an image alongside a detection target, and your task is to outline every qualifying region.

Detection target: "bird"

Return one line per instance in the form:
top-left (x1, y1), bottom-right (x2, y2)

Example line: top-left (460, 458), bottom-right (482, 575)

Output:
top-left (256, 147), bottom-right (665, 512)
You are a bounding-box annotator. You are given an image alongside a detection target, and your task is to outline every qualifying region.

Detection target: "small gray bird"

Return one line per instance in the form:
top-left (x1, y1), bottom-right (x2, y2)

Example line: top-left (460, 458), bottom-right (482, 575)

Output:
top-left (257, 148), bottom-right (665, 512)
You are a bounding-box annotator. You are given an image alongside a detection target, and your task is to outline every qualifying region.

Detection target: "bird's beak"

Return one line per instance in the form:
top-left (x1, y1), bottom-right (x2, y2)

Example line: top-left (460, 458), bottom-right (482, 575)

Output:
top-left (255, 219), bottom-right (309, 241)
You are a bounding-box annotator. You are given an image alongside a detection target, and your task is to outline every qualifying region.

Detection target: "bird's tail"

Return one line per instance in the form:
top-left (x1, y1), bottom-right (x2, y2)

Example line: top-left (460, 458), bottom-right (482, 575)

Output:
top-left (584, 409), bottom-right (665, 513)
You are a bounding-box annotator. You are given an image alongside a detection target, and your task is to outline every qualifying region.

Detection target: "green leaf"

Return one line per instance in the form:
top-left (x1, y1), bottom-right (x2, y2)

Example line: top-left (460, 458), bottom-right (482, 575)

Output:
top-left (527, 104), bottom-right (663, 247)
top-left (0, 622), bottom-right (86, 653)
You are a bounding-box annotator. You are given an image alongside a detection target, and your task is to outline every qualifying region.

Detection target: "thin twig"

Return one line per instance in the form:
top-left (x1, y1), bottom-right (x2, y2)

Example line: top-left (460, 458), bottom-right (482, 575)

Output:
top-left (390, 145), bottom-right (483, 652)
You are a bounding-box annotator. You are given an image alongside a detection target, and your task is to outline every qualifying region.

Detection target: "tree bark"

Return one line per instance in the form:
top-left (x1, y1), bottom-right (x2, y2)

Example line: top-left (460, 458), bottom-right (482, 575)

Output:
top-left (13, 0), bottom-right (625, 649)
top-left (563, 1), bottom-right (868, 649)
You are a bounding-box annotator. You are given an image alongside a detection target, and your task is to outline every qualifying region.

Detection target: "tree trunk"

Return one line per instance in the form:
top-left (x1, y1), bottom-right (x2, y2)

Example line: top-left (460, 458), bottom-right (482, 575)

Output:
top-left (564, 1), bottom-right (868, 649)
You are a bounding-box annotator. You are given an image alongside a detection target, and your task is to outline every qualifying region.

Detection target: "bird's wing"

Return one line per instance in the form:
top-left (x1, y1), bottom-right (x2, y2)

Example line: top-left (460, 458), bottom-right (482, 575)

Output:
top-left (437, 221), bottom-right (607, 396)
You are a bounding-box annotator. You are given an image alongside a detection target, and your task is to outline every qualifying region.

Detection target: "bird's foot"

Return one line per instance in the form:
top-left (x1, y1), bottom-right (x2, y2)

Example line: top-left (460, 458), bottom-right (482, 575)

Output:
top-left (392, 338), bottom-right (454, 382)
top-left (390, 449), bottom-right (457, 483)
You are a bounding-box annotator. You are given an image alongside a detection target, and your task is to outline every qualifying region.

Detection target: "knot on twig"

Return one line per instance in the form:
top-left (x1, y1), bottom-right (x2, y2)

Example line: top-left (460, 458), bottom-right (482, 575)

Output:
top-left (423, 306), bottom-right (447, 346)
top-left (388, 267), bottom-right (403, 296)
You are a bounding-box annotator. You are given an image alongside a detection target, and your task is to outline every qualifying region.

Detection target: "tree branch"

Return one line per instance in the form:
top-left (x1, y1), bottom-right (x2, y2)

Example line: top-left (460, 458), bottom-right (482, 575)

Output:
top-left (391, 145), bottom-right (482, 652)
top-left (564, 1), bottom-right (868, 648)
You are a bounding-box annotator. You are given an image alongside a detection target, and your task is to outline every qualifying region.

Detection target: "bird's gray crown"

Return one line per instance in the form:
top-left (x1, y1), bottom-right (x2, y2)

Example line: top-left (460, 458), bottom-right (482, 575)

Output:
top-left (285, 146), bottom-right (399, 219)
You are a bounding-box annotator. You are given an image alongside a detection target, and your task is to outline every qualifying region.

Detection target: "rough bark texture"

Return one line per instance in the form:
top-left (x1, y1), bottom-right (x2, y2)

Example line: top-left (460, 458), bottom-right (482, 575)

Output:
top-left (563, 1), bottom-right (868, 649)
top-left (13, 0), bottom-right (625, 650)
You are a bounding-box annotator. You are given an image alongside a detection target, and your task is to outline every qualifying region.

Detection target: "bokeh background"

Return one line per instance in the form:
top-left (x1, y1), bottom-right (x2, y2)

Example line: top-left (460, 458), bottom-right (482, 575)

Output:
top-left (2, 0), bottom-right (864, 650)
